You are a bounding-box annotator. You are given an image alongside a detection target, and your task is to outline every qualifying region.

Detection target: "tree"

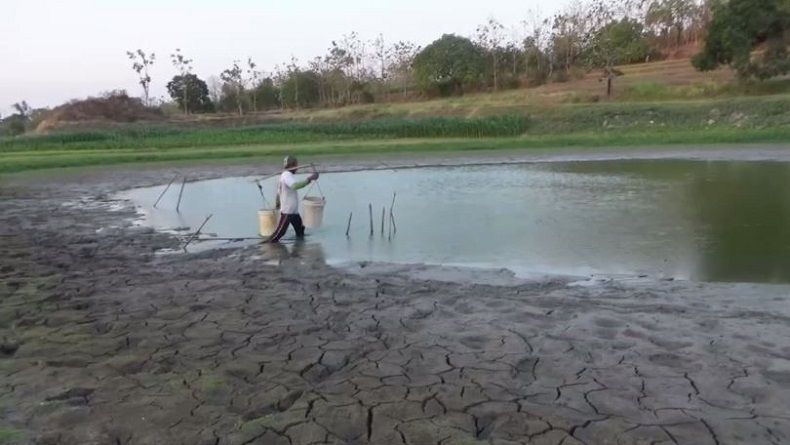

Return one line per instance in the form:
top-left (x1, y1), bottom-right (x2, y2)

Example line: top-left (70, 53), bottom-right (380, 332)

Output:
top-left (126, 49), bottom-right (155, 106)
top-left (12, 101), bottom-right (31, 118)
top-left (0, 101), bottom-right (33, 136)
top-left (206, 76), bottom-right (223, 106)
top-left (170, 49), bottom-right (193, 114)
top-left (166, 74), bottom-right (213, 113)
top-left (693, 0), bottom-right (790, 80)
top-left (246, 58), bottom-right (263, 112)
top-left (476, 17), bottom-right (506, 90)
top-left (413, 34), bottom-right (486, 96)
top-left (587, 18), bottom-right (649, 97)
top-left (372, 34), bottom-right (390, 80)
top-left (220, 60), bottom-right (245, 115)
top-left (645, 0), bottom-right (698, 50)
top-left (252, 78), bottom-right (281, 110)
top-left (280, 70), bottom-right (321, 108)
top-left (520, 8), bottom-right (551, 86)
top-left (589, 18), bottom-right (651, 67)
top-left (388, 41), bottom-right (419, 97)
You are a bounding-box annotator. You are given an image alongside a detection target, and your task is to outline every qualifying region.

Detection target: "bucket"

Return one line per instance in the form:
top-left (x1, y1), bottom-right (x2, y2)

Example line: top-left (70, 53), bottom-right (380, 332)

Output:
top-left (302, 196), bottom-right (326, 229)
top-left (258, 209), bottom-right (279, 237)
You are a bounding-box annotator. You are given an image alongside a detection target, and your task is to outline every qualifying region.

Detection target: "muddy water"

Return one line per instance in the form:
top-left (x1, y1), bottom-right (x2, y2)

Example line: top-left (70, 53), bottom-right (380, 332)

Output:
top-left (120, 160), bottom-right (790, 283)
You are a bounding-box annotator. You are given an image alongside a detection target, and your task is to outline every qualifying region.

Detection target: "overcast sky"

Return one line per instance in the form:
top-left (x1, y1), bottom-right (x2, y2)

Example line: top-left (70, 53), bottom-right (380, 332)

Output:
top-left (1, 0), bottom-right (573, 116)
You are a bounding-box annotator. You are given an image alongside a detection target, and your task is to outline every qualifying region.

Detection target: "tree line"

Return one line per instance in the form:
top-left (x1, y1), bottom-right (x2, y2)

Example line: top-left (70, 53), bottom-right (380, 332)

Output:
top-left (155, 0), bottom-right (725, 115)
top-left (2, 0), bottom-right (787, 135)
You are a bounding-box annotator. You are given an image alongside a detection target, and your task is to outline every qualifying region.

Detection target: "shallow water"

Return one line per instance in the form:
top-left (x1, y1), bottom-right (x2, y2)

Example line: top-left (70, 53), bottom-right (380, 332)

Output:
top-left (120, 160), bottom-right (790, 284)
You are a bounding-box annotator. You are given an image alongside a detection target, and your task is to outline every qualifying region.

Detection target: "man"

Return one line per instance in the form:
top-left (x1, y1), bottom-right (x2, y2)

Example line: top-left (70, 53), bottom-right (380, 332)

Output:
top-left (269, 156), bottom-right (319, 242)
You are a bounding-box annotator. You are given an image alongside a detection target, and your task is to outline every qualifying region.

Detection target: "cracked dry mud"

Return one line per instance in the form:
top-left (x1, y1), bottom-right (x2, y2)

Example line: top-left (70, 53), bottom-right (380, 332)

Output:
top-left (1, 160), bottom-right (790, 445)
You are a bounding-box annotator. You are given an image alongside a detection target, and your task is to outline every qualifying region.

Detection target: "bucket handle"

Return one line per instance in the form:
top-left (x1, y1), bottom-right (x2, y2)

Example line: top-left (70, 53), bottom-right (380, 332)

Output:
top-left (255, 180), bottom-right (273, 208)
top-left (304, 165), bottom-right (325, 200)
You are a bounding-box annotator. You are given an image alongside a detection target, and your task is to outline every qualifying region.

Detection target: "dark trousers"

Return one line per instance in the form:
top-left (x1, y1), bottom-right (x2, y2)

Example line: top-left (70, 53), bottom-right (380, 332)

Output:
top-left (269, 213), bottom-right (305, 242)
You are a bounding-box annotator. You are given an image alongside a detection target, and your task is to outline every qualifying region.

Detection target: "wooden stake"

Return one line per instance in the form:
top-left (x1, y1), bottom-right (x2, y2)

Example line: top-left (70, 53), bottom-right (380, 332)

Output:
top-left (390, 211), bottom-right (397, 235)
top-left (182, 214), bottom-right (213, 251)
top-left (153, 174), bottom-right (178, 208)
top-left (388, 191), bottom-right (397, 240)
top-left (369, 204), bottom-right (374, 237)
top-left (345, 212), bottom-right (353, 237)
top-left (176, 177), bottom-right (187, 213)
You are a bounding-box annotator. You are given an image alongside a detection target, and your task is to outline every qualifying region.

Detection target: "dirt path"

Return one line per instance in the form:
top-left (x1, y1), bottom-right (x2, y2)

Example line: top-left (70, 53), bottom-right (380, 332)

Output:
top-left (1, 154), bottom-right (789, 444)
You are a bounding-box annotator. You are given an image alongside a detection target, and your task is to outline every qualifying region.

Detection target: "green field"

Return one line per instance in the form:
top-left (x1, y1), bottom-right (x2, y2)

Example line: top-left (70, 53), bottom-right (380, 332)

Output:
top-left (2, 95), bottom-right (790, 174)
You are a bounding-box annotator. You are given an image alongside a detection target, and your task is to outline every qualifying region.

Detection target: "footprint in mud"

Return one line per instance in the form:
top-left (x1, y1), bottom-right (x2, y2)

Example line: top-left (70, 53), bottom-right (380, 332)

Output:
top-left (486, 299), bottom-right (505, 309)
top-left (594, 317), bottom-right (624, 329)
top-left (453, 302), bottom-right (475, 315)
top-left (460, 335), bottom-right (488, 350)
top-left (594, 328), bottom-right (618, 340)
top-left (764, 370), bottom-right (790, 385)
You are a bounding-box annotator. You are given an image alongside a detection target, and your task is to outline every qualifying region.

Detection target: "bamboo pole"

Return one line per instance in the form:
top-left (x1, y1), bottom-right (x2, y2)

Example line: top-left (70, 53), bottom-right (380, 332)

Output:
top-left (388, 192), bottom-right (397, 240)
top-left (176, 177), bottom-right (187, 213)
top-left (369, 204), bottom-right (374, 237)
top-left (390, 211), bottom-right (397, 235)
top-left (153, 174), bottom-right (178, 208)
top-left (182, 214), bottom-right (213, 251)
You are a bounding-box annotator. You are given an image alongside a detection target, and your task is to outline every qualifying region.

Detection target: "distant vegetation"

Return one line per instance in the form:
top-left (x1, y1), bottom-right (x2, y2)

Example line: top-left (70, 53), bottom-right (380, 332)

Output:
top-left (0, 116), bottom-right (530, 152)
top-left (0, 0), bottom-right (788, 175)
top-left (3, 0), bottom-right (788, 138)
top-left (2, 95), bottom-right (789, 173)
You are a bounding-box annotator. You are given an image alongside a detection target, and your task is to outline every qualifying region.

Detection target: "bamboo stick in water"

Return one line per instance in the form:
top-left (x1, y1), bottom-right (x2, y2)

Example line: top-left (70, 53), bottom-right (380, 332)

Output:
top-left (176, 177), bottom-right (187, 213)
top-left (153, 174), bottom-right (179, 208)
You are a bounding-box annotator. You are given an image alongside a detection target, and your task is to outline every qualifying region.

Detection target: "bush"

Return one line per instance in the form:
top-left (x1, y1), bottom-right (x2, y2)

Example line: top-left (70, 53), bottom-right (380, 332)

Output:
top-left (0, 115), bottom-right (27, 136)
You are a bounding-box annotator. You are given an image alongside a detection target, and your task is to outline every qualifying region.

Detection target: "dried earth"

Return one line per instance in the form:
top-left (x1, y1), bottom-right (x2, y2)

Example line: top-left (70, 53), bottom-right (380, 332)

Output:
top-left (1, 149), bottom-right (790, 444)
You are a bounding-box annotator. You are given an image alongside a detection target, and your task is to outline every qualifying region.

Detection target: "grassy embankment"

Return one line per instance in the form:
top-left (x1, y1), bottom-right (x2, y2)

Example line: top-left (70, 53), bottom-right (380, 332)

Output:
top-left (2, 58), bottom-right (790, 174)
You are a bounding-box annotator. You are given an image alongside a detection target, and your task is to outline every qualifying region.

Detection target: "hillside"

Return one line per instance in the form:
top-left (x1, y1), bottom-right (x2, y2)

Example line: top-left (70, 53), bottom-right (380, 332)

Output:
top-left (165, 57), bottom-right (747, 125)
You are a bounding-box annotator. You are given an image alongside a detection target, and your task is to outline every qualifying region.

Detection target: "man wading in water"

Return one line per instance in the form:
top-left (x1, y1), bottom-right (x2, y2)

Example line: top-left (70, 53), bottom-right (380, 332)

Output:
top-left (269, 156), bottom-right (319, 242)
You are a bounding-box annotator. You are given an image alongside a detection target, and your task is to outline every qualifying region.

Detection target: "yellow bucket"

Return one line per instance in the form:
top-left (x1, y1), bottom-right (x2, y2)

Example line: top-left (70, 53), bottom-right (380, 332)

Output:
top-left (258, 209), bottom-right (279, 237)
top-left (302, 197), bottom-right (326, 229)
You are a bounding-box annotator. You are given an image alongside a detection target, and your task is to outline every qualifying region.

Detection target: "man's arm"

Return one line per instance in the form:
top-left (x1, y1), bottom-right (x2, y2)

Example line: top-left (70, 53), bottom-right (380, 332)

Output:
top-left (292, 179), bottom-right (311, 190)
top-left (291, 173), bottom-right (319, 190)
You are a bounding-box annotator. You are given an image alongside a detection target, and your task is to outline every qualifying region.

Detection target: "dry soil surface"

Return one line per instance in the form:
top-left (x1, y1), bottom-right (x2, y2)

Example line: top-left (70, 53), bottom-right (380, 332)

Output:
top-left (2, 150), bottom-right (790, 445)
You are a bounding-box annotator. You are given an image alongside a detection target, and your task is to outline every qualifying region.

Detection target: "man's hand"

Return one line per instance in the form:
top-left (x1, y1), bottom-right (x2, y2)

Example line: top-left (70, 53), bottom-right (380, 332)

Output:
top-left (308, 172), bottom-right (319, 182)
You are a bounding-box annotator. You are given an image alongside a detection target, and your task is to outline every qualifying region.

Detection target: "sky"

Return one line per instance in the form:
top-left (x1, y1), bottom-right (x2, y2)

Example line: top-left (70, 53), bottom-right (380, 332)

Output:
top-left (1, 0), bottom-right (573, 116)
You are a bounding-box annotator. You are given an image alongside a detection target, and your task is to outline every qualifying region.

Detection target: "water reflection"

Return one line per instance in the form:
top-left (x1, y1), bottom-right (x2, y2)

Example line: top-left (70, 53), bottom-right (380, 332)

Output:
top-left (548, 161), bottom-right (790, 283)
top-left (259, 241), bottom-right (327, 264)
top-left (686, 162), bottom-right (790, 282)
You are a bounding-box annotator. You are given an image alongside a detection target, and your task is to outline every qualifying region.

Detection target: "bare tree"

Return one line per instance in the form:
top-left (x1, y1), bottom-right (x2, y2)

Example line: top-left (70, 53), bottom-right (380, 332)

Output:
top-left (246, 58), bottom-right (263, 113)
top-left (12, 101), bottom-right (31, 118)
top-left (170, 48), bottom-right (193, 114)
top-left (476, 17), bottom-right (505, 90)
top-left (206, 76), bottom-right (223, 106)
top-left (286, 56), bottom-right (300, 109)
top-left (221, 60), bottom-right (245, 115)
top-left (388, 41), bottom-right (418, 98)
top-left (371, 34), bottom-right (391, 100)
top-left (126, 49), bottom-right (156, 106)
top-left (372, 34), bottom-right (390, 80)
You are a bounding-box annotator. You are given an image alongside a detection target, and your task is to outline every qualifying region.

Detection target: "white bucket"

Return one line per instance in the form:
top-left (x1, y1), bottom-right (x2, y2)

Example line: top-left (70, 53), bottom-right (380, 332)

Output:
top-left (302, 197), bottom-right (326, 229)
top-left (258, 209), bottom-right (279, 237)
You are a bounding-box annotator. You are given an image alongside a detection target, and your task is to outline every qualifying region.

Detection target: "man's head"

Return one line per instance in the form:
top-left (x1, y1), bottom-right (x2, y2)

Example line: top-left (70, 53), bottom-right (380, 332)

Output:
top-left (283, 155), bottom-right (298, 172)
